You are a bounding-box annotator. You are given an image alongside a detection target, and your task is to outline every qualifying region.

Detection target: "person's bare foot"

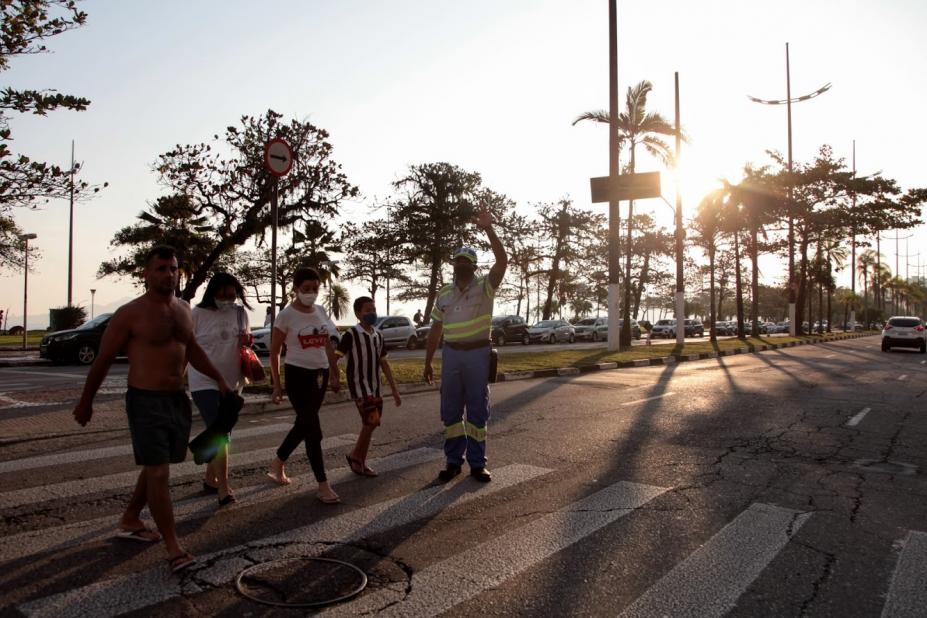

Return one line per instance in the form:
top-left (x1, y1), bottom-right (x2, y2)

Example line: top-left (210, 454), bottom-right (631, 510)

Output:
top-left (317, 482), bottom-right (340, 504)
top-left (266, 458), bottom-right (290, 485)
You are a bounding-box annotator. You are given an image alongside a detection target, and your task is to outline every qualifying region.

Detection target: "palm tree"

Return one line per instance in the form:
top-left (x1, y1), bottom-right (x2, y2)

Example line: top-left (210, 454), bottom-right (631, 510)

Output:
top-left (326, 283), bottom-right (350, 321)
top-left (857, 249), bottom-right (877, 324)
top-left (690, 189), bottom-right (725, 341)
top-left (573, 80), bottom-right (677, 346)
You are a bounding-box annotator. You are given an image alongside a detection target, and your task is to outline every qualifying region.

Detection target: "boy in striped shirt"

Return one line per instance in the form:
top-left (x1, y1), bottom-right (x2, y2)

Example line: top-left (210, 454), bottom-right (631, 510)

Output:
top-left (335, 296), bottom-right (401, 476)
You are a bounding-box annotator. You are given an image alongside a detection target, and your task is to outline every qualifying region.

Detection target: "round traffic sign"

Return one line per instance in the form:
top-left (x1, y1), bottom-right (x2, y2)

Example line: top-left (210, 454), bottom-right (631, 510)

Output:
top-left (264, 138), bottom-right (294, 177)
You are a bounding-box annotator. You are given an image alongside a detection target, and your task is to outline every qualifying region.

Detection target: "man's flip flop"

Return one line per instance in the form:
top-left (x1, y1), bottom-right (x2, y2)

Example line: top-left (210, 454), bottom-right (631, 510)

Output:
top-left (115, 527), bottom-right (161, 543)
top-left (168, 553), bottom-right (196, 573)
top-left (318, 493), bottom-right (341, 504)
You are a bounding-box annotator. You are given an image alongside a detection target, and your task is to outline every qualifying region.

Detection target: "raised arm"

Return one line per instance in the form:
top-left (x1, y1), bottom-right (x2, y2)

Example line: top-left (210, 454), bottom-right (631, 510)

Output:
top-left (476, 207), bottom-right (507, 289)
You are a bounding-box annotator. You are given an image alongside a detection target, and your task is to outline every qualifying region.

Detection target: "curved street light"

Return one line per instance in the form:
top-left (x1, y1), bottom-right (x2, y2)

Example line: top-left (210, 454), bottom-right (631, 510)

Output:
top-left (747, 43), bottom-right (831, 335)
top-left (18, 233), bottom-right (37, 350)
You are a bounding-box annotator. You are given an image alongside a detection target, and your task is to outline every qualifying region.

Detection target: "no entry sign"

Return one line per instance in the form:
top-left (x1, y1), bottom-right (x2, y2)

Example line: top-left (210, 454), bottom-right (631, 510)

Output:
top-left (264, 138), bottom-right (294, 177)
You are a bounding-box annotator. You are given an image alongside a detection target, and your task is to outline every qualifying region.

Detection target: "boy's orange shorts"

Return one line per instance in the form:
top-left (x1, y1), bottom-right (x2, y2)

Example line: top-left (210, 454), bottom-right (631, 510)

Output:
top-left (355, 395), bottom-right (383, 427)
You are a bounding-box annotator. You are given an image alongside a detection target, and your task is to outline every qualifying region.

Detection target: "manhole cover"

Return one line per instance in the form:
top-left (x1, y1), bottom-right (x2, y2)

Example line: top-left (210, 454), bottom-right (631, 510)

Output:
top-left (236, 557), bottom-right (367, 608)
top-left (852, 459), bottom-right (918, 476)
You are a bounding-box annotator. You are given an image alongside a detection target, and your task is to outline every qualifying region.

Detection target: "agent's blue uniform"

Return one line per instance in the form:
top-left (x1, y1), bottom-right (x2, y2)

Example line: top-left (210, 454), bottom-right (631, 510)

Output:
top-left (431, 275), bottom-right (497, 467)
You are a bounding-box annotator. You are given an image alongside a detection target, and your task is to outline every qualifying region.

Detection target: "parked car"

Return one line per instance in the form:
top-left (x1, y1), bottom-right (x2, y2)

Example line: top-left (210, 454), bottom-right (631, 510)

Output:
top-left (715, 320), bottom-right (735, 336)
top-left (251, 326), bottom-right (271, 356)
top-left (528, 319), bottom-right (575, 344)
top-left (683, 319), bottom-right (704, 337)
top-left (881, 316), bottom-right (926, 353)
top-left (39, 313), bottom-right (113, 365)
top-left (763, 322), bottom-right (779, 334)
top-left (375, 315), bottom-right (419, 349)
top-left (620, 318), bottom-right (642, 340)
top-left (491, 315), bottom-right (530, 345)
top-left (573, 317), bottom-right (607, 341)
top-left (415, 324), bottom-right (443, 348)
top-left (650, 319), bottom-right (676, 338)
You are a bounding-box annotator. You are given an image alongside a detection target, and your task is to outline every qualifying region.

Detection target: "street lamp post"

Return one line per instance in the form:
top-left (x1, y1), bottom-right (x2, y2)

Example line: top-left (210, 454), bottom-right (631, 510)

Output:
top-left (674, 72), bottom-right (685, 346)
top-left (19, 233), bottom-right (37, 350)
top-left (747, 42), bottom-right (831, 336)
top-left (90, 288), bottom-right (96, 319)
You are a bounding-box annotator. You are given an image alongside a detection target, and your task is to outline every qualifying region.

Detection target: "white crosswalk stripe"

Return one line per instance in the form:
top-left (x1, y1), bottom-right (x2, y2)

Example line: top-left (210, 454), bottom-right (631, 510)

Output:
top-left (0, 434), bottom-right (358, 510)
top-left (881, 530), bottom-right (927, 618)
top-left (17, 463), bottom-right (553, 618)
top-left (0, 423), bottom-right (296, 473)
top-left (321, 480), bottom-right (668, 617)
top-left (0, 447), bottom-right (444, 563)
top-left (619, 503), bottom-right (811, 618)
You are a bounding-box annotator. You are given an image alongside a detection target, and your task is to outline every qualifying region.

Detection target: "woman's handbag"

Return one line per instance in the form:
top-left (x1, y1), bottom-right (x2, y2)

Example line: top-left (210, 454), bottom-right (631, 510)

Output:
top-left (238, 308), bottom-right (266, 383)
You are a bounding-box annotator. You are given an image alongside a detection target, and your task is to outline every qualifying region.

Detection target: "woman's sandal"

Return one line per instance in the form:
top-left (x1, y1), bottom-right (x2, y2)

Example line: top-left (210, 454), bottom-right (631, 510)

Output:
top-left (345, 454), bottom-right (365, 476)
top-left (168, 552), bottom-right (196, 574)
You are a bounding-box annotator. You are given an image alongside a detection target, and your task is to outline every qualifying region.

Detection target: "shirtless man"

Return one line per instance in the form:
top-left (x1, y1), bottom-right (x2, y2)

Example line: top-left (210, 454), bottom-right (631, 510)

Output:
top-left (74, 245), bottom-right (229, 573)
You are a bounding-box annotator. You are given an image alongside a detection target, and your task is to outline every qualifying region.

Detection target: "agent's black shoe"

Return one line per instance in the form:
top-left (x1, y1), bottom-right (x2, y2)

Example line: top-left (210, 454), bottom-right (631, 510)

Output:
top-left (470, 467), bottom-right (492, 483)
top-left (437, 464), bottom-right (462, 483)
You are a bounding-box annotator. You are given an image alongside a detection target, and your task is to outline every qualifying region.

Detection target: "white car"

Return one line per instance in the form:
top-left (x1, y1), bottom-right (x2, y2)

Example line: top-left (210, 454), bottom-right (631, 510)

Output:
top-left (650, 319), bottom-right (676, 338)
top-left (251, 327), bottom-right (271, 356)
top-left (375, 315), bottom-right (419, 349)
top-left (881, 316), bottom-right (926, 353)
top-left (528, 319), bottom-right (575, 344)
top-left (572, 317), bottom-right (607, 341)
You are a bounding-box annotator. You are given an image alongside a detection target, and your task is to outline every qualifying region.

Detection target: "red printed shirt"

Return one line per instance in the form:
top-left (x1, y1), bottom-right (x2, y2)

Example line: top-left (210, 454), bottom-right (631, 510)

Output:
top-left (273, 303), bottom-right (339, 370)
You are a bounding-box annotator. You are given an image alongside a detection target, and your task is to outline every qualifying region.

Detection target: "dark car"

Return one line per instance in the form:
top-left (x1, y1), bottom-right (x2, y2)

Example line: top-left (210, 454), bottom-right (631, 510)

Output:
top-left (416, 324), bottom-right (443, 348)
top-left (491, 315), bottom-right (530, 345)
top-left (683, 319), bottom-right (704, 337)
top-left (40, 313), bottom-right (113, 365)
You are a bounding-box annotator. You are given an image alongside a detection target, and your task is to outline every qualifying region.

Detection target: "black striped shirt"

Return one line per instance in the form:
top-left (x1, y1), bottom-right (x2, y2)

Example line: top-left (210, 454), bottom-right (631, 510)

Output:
top-left (336, 325), bottom-right (387, 399)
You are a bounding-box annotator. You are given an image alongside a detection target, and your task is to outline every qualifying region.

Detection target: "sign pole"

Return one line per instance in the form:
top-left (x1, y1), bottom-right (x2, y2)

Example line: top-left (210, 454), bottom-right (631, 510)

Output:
top-left (270, 177), bottom-right (278, 332)
top-left (607, 0), bottom-right (620, 352)
top-left (263, 136), bottom-right (294, 334)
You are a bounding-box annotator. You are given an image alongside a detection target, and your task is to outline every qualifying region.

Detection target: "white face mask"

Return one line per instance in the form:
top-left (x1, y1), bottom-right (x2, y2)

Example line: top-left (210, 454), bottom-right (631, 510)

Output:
top-left (298, 292), bottom-right (318, 306)
top-left (215, 299), bottom-right (236, 310)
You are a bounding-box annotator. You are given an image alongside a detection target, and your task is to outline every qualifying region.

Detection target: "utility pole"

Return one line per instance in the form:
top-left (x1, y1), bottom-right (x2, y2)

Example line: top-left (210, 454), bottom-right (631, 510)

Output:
top-left (68, 140), bottom-right (75, 307)
top-left (674, 72), bottom-right (685, 347)
top-left (606, 0), bottom-right (621, 352)
top-left (747, 43), bottom-right (831, 336)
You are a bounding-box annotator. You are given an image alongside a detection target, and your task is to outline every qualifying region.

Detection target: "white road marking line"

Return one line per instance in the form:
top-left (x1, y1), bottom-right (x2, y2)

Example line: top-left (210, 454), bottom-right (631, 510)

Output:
top-left (17, 463), bottom-right (552, 618)
top-left (921, 360), bottom-right (926, 365)
top-left (881, 530), bottom-right (927, 618)
top-left (0, 369), bottom-right (90, 380)
top-left (846, 408), bottom-right (872, 427)
top-left (619, 503), bottom-right (811, 618)
top-left (0, 393), bottom-right (67, 408)
top-left (621, 392), bottom-right (676, 407)
top-left (322, 480), bottom-right (668, 617)
top-left (0, 423), bottom-right (297, 474)
top-left (0, 447), bottom-right (444, 563)
top-left (898, 375), bottom-right (908, 381)
top-left (0, 434), bottom-right (357, 510)
top-left (825, 354), bottom-right (836, 359)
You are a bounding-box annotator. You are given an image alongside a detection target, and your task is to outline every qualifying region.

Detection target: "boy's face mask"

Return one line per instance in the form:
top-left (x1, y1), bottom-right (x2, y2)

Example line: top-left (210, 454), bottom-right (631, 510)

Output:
top-left (361, 313), bottom-right (378, 326)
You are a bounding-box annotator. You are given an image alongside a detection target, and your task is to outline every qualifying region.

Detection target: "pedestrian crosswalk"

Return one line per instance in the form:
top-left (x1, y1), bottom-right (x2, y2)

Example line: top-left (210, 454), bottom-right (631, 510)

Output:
top-left (2, 421), bottom-right (926, 617)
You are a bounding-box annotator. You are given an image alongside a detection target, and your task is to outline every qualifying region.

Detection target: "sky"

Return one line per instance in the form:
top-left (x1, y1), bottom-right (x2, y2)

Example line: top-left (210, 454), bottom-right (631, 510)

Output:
top-left (2, 0), bottom-right (926, 329)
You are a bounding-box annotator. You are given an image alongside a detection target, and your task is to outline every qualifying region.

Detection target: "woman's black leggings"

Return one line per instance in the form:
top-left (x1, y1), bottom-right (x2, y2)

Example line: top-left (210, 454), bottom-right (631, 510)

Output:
top-left (276, 364), bottom-right (329, 482)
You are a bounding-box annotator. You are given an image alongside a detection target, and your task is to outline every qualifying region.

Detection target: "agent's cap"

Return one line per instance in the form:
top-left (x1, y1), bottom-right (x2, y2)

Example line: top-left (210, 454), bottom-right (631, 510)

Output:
top-left (452, 247), bottom-right (478, 263)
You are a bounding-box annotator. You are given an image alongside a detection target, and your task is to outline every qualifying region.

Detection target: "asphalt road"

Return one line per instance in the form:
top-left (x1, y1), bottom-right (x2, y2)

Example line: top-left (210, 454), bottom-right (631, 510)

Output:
top-left (1, 336), bottom-right (925, 616)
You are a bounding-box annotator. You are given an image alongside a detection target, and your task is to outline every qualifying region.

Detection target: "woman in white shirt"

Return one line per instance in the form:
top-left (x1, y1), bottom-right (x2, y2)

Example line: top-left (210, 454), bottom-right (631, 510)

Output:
top-left (266, 267), bottom-right (342, 504)
top-left (189, 272), bottom-right (251, 506)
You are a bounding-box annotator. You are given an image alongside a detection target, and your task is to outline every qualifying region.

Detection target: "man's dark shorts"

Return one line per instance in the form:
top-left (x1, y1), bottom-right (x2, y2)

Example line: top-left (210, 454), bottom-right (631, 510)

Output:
top-left (126, 387), bottom-right (192, 466)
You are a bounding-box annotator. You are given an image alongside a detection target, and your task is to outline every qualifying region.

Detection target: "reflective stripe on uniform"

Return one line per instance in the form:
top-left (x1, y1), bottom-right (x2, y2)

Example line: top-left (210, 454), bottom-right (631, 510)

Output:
top-left (464, 421), bottom-right (487, 442)
top-left (445, 421), bottom-right (467, 440)
top-left (443, 315), bottom-right (492, 341)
